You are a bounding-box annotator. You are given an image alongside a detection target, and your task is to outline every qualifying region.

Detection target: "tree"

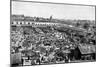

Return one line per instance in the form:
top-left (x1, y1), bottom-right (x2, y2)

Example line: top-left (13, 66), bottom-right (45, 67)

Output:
top-left (83, 23), bottom-right (90, 29)
top-left (36, 17), bottom-right (39, 21)
top-left (49, 15), bottom-right (53, 21)
top-left (76, 22), bottom-right (80, 27)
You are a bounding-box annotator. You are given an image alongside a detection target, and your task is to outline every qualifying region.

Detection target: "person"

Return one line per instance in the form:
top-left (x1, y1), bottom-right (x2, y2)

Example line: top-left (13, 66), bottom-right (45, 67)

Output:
top-left (65, 56), bottom-right (69, 63)
top-left (36, 58), bottom-right (41, 64)
top-left (31, 59), bottom-right (36, 65)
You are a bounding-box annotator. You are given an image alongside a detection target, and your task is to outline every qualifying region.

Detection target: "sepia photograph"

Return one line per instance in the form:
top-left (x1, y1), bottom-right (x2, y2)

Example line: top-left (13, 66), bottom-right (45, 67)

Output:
top-left (10, 0), bottom-right (96, 67)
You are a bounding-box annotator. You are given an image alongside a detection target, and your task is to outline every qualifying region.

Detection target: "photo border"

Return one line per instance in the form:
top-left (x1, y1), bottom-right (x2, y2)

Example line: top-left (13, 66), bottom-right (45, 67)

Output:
top-left (10, 0), bottom-right (96, 66)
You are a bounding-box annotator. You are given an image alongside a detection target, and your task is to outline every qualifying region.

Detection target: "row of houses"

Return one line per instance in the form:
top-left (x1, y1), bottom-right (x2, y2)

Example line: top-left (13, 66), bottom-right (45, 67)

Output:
top-left (11, 21), bottom-right (59, 26)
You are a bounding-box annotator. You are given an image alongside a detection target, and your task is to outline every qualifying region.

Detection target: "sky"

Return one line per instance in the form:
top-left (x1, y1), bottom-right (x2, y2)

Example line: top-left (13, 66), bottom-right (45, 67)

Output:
top-left (12, 1), bottom-right (95, 20)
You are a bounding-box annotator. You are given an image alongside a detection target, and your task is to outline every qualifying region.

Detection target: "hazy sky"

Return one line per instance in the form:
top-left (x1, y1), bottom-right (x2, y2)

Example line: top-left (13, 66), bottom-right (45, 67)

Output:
top-left (12, 1), bottom-right (95, 20)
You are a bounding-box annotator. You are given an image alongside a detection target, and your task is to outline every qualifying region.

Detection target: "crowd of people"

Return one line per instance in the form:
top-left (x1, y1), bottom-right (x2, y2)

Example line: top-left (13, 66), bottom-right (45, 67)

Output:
top-left (11, 23), bottom-right (96, 65)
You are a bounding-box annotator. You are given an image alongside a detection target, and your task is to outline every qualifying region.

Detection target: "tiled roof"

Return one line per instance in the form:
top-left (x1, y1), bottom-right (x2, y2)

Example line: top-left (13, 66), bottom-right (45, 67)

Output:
top-left (78, 44), bottom-right (96, 54)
